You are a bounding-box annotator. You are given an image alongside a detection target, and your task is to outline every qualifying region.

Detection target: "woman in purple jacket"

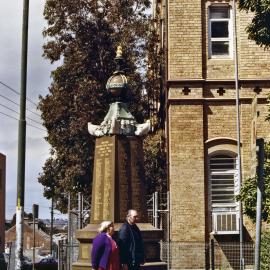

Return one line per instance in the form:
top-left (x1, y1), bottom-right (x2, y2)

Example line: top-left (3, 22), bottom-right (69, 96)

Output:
top-left (91, 221), bottom-right (120, 270)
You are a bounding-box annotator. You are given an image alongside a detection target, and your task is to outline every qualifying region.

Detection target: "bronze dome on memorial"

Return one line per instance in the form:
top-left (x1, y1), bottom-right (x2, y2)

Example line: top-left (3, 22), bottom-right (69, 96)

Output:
top-left (106, 72), bottom-right (128, 97)
top-left (106, 46), bottom-right (128, 98)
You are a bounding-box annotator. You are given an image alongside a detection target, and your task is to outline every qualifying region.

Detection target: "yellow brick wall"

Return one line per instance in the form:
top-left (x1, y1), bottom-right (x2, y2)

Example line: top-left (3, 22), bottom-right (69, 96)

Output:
top-left (169, 104), bottom-right (205, 242)
top-left (205, 96), bottom-right (270, 180)
top-left (168, 1), bottom-right (270, 80)
top-left (168, 0), bottom-right (203, 79)
top-left (238, 11), bottom-right (270, 79)
top-left (166, 0), bottom-right (270, 267)
top-left (204, 2), bottom-right (270, 80)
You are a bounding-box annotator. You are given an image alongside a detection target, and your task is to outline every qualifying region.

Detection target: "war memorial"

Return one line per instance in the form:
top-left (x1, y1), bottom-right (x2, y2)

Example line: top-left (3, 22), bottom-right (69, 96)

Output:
top-left (72, 47), bottom-right (166, 270)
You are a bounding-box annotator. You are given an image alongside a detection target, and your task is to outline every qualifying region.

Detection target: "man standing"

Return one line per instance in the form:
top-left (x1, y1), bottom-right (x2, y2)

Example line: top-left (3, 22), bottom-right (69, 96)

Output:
top-left (118, 209), bottom-right (145, 270)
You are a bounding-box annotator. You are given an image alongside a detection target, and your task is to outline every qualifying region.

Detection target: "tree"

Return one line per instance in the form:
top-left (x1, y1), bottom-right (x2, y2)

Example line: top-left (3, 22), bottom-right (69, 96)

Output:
top-left (38, 0), bottom-right (167, 211)
top-left (239, 0), bottom-right (270, 48)
top-left (143, 129), bottom-right (167, 194)
top-left (237, 142), bottom-right (270, 223)
top-left (143, 4), bottom-right (167, 195)
top-left (260, 231), bottom-right (270, 269)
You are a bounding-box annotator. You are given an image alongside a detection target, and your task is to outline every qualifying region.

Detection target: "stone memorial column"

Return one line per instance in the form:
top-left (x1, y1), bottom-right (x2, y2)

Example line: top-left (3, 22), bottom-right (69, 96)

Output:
top-left (72, 47), bottom-right (166, 270)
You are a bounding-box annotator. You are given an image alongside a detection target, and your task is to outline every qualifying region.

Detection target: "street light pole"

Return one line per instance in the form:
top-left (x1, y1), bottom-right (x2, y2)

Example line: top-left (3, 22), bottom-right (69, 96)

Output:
top-left (15, 1), bottom-right (29, 269)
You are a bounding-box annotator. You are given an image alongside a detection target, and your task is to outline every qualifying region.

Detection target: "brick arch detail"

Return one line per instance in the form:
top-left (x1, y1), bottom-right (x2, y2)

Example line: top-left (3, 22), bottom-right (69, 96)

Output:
top-left (205, 137), bottom-right (239, 156)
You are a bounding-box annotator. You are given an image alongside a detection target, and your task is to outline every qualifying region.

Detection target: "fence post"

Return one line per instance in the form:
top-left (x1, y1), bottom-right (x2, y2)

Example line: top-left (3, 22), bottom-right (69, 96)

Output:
top-left (211, 239), bottom-right (215, 270)
top-left (254, 138), bottom-right (264, 270)
top-left (154, 192), bottom-right (158, 228)
top-left (8, 243), bottom-right (12, 270)
top-left (58, 240), bottom-right (61, 270)
top-left (167, 191), bottom-right (170, 270)
top-left (78, 192), bottom-right (82, 229)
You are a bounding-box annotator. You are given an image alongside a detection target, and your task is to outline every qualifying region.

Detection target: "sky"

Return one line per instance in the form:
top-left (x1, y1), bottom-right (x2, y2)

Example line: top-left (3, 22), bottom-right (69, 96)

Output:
top-left (0, 1), bottom-right (65, 219)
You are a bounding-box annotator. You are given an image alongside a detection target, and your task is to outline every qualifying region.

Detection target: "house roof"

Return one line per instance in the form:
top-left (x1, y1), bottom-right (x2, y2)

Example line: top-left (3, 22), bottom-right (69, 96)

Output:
top-left (5, 221), bottom-right (50, 240)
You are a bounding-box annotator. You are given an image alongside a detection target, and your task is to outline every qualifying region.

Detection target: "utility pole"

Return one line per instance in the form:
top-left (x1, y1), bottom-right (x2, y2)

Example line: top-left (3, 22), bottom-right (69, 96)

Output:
top-left (50, 197), bottom-right (54, 255)
top-left (32, 204), bottom-right (39, 270)
top-left (15, 1), bottom-right (29, 269)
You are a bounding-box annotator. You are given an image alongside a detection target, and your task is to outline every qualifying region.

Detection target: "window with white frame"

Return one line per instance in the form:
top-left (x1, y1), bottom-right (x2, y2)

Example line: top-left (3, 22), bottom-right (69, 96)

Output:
top-left (209, 154), bottom-right (239, 233)
top-left (210, 154), bottom-right (237, 209)
top-left (209, 5), bottom-right (232, 58)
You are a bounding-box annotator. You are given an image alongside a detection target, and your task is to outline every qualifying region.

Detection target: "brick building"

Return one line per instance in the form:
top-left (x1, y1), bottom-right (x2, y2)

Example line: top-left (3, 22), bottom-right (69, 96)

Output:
top-left (0, 153), bottom-right (6, 253)
top-left (154, 0), bottom-right (270, 268)
top-left (5, 220), bottom-right (51, 252)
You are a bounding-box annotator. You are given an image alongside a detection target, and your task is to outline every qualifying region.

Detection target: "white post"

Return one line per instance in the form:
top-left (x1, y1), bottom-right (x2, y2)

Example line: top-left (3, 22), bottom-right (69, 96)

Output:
top-left (154, 191), bottom-right (158, 228)
top-left (78, 192), bottom-right (82, 229)
top-left (15, 206), bottom-right (23, 270)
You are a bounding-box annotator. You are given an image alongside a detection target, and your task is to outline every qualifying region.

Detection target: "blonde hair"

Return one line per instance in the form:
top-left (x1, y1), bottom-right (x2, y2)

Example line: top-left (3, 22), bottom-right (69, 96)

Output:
top-left (98, 221), bottom-right (113, 233)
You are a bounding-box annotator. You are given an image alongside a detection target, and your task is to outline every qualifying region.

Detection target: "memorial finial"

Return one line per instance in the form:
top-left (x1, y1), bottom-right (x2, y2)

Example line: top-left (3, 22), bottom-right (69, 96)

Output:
top-left (115, 45), bottom-right (124, 72)
top-left (116, 46), bottom-right (123, 58)
top-left (88, 45), bottom-right (151, 137)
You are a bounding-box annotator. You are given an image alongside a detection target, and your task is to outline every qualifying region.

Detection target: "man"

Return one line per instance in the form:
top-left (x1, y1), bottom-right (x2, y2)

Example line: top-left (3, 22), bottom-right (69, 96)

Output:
top-left (118, 209), bottom-right (145, 270)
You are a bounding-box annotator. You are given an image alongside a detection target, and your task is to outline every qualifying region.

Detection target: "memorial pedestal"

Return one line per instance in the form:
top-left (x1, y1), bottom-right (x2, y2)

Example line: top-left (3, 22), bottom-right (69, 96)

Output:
top-left (72, 223), bottom-right (166, 270)
top-left (90, 135), bottom-right (148, 223)
top-left (72, 135), bottom-right (166, 270)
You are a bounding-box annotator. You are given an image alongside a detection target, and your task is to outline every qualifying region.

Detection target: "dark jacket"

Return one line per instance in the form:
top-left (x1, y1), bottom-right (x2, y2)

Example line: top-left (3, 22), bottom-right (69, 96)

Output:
top-left (118, 221), bottom-right (144, 266)
top-left (91, 232), bottom-right (112, 269)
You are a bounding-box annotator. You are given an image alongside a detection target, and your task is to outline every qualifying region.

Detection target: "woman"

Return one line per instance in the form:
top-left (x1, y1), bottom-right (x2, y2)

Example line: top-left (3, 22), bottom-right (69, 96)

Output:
top-left (91, 221), bottom-right (120, 270)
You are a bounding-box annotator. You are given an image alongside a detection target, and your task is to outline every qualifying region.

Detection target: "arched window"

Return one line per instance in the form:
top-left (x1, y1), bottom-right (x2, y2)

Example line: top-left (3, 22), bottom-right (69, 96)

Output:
top-left (209, 153), bottom-right (239, 234)
top-left (210, 154), bottom-right (236, 208)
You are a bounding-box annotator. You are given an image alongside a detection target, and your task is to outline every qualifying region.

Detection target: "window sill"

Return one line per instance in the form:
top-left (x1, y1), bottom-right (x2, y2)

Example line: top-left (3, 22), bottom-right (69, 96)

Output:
top-left (210, 230), bottom-right (240, 235)
top-left (208, 58), bottom-right (234, 65)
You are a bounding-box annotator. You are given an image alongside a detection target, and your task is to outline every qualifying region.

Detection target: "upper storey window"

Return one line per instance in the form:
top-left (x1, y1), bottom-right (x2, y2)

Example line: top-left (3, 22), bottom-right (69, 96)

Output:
top-left (209, 6), bottom-right (232, 58)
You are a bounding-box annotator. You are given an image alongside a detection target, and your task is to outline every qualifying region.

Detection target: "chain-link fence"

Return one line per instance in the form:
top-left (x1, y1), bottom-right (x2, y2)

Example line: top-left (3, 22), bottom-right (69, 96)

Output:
top-left (58, 239), bottom-right (79, 270)
top-left (159, 241), bottom-right (255, 270)
top-left (146, 192), bottom-right (260, 270)
top-left (59, 191), bottom-right (265, 270)
top-left (211, 241), bottom-right (254, 270)
top-left (59, 193), bottom-right (89, 269)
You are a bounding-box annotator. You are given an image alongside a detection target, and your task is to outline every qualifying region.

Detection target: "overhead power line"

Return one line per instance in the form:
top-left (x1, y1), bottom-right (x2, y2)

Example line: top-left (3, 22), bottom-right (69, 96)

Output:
top-left (0, 93), bottom-right (40, 117)
top-left (0, 111), bottom-right (18, 121)
top-left (0, 102), bottom-right (43, 126)
top-left (0, 111), bottom-right (46, 132)
top-left (0, 80), bottom-right (39, 107)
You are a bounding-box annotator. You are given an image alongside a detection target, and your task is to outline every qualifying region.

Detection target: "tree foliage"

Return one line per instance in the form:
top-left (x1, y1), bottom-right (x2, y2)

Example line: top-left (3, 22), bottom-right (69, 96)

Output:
top-left (260, 231), bottom-right (270, 269)
top-left (143, 5), bottom-right (167, 195)
top-left (39, 0), bottom-right (166, 212)
top-left (143, 129), bottom-right (167, 194)
top-left (237, 142), bottom-right (270, 223)
top-left (144, 5), bottom-right (165, 129)
top-left (239, 0), bottom-right (270, 48)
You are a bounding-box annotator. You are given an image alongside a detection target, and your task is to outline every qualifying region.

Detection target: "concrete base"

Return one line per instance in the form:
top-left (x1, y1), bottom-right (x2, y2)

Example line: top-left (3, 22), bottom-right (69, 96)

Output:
top-left (72, 223), bottom-right (167, 270)
top-left (73, 262), bottom-right (167, 270)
